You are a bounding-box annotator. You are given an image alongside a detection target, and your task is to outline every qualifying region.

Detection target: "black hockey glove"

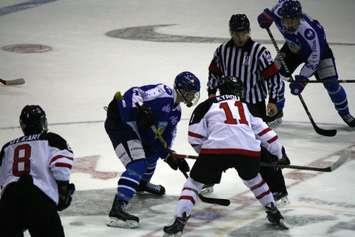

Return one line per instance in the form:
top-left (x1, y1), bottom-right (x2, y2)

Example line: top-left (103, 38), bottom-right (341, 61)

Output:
top-left (165, 151), bottom-right (190, 173)
top-left (57, 181), bottom-right (75, 211)
top-left (278, 146), bottom-right (290, 166)
top-left (136, 104), bottom-right (155, 129)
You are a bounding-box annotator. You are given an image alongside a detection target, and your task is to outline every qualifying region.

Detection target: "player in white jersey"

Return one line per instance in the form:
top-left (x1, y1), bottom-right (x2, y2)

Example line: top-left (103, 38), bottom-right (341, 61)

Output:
top-left (163, 76), bottom-right (290, 236)
top-left (0, 105), bottom-right (75, 237)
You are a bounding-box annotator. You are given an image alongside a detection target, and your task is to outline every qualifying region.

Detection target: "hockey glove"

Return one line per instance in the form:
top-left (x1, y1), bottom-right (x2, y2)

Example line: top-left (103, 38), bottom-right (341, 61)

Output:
top-left (57, 181), bottom-right (75, 211)
top-left (137, 104), bottom-right (155, 129)
top-left (257, 9), bottom-right (274, 29)
top-left (278, 146), bottom-right (290, 166)
top-left (289, 75), bottom-right (308, 95)
top-left (165, 151), bottom-right (190, 173)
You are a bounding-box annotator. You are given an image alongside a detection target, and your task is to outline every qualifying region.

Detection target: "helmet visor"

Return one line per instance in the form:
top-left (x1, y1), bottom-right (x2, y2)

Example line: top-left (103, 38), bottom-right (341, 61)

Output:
top-left (179, 90), bottom-right (200, 107)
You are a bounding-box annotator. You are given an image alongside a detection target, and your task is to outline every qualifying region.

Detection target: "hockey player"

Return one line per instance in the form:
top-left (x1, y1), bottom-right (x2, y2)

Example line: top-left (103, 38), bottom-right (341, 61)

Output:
top-left (206, 13), bottom-right (289, 204)
top-left (163, 76), bottom-right (289, 236)
top-left (104, 71), bottom-right (201, 228)
top-left (257, 0), bottom-right (355, 127)
top-left (0, 105), bottom-right (75, 237)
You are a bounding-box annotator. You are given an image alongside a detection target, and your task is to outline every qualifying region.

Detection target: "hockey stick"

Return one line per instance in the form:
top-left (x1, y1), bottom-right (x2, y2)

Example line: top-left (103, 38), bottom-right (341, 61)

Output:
top-left (135, 103), bottom-right (230, 206)
top-left (179, 170), bottom-right (230, 206)
top-left (282, 79), bottom-right (355, 84)
top-left (0, 78), bottom-right (25, 85)
top-left (175, 154), bottom-right (338, 172)
top-left (266, 28), bottom-right (337, 137)
top-left (307, 80), bottom-right (355, 84)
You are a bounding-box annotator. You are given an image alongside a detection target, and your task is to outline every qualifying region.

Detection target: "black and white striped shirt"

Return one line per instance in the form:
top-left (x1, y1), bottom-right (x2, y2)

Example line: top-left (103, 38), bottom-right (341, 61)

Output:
top-left (207, 38), bottom-right (284, 105)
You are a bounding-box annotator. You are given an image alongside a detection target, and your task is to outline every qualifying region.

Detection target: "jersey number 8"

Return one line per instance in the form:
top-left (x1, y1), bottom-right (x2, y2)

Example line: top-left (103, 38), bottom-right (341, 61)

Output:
top-left (12, 144), bottom-right (31, 176)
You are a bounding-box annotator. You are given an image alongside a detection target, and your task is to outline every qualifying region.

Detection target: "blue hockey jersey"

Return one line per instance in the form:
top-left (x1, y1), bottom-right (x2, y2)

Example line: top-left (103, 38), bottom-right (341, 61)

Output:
top-left (270, 0), bottom-right (330, 78)
top-left (118, 84), bottom-right (181, 158)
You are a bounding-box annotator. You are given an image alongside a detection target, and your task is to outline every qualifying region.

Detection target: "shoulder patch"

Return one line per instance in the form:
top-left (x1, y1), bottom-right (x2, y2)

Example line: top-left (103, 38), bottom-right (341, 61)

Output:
top-left (45, 132), bottom-right (73, 153)
top-left (304, 28), bottom-right (315, 40)
top-left (189, 98), bottom-right (214, 125)
top-left (163, 85), bottom-right (173, 95)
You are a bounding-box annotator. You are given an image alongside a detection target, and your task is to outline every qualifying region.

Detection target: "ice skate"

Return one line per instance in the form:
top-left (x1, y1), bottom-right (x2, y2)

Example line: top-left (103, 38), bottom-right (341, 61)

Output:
top-left (136, 182), bottom-right (166, 196)
top-left (106, 198), bottom-right (139, 228)
top-left (273, 191), bottom-right (289, 207)
top-left (163, 213), bottom-right (189, 237)
top-left (200, 184), bottom-right (214, 195)
top-left (265, 203), bottom-right (289, 229)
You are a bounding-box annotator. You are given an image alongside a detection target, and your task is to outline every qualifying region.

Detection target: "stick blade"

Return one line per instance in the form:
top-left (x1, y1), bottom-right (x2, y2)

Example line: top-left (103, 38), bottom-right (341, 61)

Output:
top-left (313, 122), bottom-right (337, 137)
top-left (2, 78), bottom-right (25, 85)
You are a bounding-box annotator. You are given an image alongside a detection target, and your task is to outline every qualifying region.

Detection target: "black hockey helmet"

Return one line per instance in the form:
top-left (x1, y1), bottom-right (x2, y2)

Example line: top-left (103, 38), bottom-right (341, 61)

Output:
top-left (279, 0), bottom-right (302, 19)
top-left (20, 105), bottom-right (48, 135)
top-left (218, 76), bottom-right (244, 98)
top-left (229, 14), bottom-right (250, 32)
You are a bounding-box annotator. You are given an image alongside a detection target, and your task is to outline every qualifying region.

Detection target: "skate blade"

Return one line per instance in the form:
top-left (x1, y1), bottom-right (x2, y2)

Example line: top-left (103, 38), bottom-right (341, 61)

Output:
top-left (163, 231), bottom-right (183, 237)
top-left (200, 186), bottom-right (214, 195)
top-left (275, 219), bottom-right (290, 230)
top-left (276, 196), bottom-right (290, 208)
top-left (106, 217), bottom-right (139, 229)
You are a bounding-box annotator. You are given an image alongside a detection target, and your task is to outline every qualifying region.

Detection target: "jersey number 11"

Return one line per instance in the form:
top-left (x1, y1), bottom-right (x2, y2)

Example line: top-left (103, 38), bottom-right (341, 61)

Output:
top-left (219, 101), bottom-right (249, 125)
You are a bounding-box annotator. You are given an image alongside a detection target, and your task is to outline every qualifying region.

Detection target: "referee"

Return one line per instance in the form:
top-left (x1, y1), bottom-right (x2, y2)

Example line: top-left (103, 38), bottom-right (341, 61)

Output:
top-left (206, 14), bottom-right (288, 203)
top-left (208, 14), bottom-right (285, 125)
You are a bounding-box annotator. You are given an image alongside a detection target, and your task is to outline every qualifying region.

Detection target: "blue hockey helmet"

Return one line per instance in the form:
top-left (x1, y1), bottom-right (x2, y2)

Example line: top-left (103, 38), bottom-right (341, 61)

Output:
top-left (20, 105), bottom-right (48, 135)
top-left (280, 0), bottom-right (302, 19)
top-left (229, 14), bottom-right (250, 32)
top-left (174, 71), bottom-right (200, 107)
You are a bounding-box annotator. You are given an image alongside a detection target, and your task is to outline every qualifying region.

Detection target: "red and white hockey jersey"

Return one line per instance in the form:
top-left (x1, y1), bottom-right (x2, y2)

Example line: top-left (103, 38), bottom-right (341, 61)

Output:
top-left (0, 132), bottom-right (74, 204)
top-left (188, 95), bottom-right (283, 158)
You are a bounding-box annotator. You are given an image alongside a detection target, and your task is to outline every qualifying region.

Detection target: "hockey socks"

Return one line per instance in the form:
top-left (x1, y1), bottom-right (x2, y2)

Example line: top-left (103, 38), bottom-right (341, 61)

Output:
top-left (242, 173), bottom-right (275, 207)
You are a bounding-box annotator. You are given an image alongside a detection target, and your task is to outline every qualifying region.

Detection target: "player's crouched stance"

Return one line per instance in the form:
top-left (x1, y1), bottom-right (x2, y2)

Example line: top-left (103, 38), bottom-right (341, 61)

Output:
top-left (163, 77), bottom-right (290, 236)
top-left (0, 105), bottom-right (75, 237)
top-left (104, 72), bottom-right (200, 228)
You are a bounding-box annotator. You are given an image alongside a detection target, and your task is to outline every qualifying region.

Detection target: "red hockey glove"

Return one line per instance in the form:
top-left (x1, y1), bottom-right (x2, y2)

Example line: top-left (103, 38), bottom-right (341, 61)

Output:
top-left (257, 9), bottom-right (274, 29)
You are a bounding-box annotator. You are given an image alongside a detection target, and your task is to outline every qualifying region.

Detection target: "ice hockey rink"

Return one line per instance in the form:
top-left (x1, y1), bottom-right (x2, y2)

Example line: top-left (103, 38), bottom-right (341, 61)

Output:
top-left (1, 0), bottom-right (355, 236)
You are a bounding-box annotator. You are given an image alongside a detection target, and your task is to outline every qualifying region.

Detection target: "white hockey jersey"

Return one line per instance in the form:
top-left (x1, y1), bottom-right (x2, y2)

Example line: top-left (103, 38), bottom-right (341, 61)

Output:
top-left (0, 132), bottom-right (74, 204)
top-left (188, 95), bottom-right (283, 158)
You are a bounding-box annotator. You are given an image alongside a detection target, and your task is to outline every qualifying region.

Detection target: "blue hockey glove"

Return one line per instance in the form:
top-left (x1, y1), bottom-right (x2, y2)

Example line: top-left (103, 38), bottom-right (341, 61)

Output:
top-left (289, 75), bottom-right (308, 95)
top-left (257, 9), bottom-right (274, 29)
top-left (165, 150), bottom-right (190, 173)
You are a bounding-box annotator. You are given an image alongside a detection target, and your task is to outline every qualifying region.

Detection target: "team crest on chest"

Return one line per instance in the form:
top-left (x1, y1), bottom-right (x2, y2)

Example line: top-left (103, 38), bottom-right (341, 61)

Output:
top-left (162, 104), bottom-right (171, 113)
top-left (243, 55), bottom-right (250, 66)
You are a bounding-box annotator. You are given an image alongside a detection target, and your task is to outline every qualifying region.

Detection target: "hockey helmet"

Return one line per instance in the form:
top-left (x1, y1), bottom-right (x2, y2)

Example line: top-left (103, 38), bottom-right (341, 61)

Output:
top-left (174, 71), bottom-right (200, 107)
top-left (279, 0), bottom-right (302, 19)
top-left (229, 14), bottom-right (250, 32)
top-left (218, 76), bottom-right (244, 98)
top-left (20, 105), bottom-right (48, 136)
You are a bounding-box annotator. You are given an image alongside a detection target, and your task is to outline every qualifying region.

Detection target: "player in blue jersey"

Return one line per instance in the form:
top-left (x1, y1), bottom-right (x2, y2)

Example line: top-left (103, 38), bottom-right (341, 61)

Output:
top-left (104, 71), bottom-right (200, 228)
top-left (257, 0), bottom-right (355, 127)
